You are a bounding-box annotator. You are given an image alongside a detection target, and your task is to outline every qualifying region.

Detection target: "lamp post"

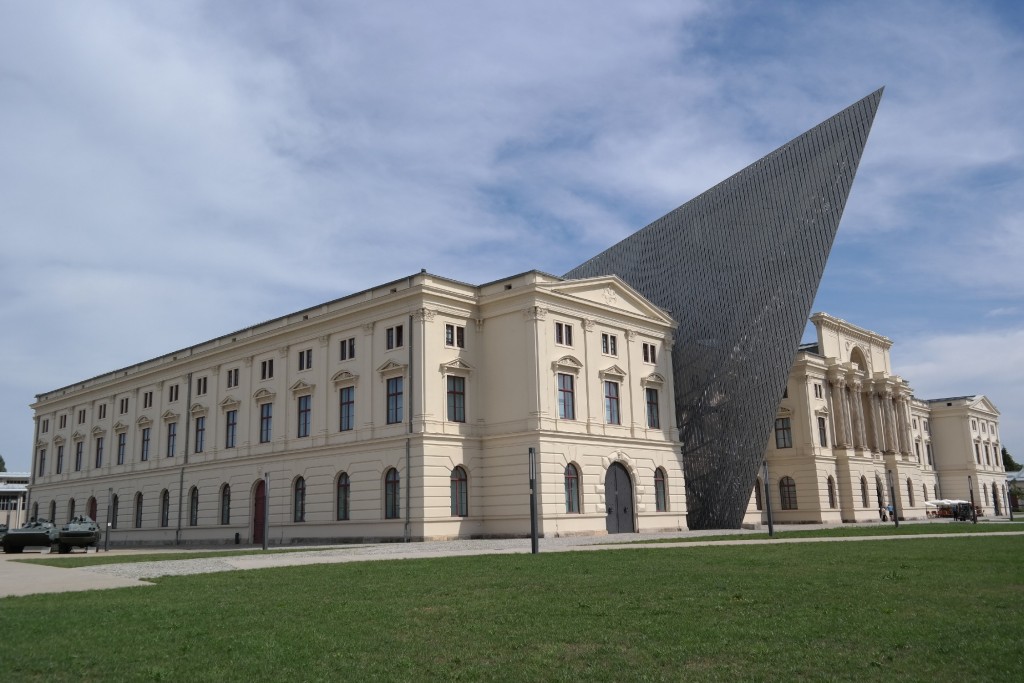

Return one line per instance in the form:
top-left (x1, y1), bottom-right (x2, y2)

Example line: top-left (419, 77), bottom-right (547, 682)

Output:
top-left (968, 475), bottom-right (977, 524)
top-left (104, 487), bottom-right (112, 552)
top-left (1008, 485), bottom-right (1014, 521)
top-left (762, 460), bottom-right (774, 538)
top-left (528, 447), bottom-right (538, 554)
top-left (886, 469), bottom-right (899, 528)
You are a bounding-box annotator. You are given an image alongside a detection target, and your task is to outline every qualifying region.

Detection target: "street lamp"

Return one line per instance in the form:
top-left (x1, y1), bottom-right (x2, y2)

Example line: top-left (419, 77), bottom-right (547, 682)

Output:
top-left (968, 475), bottom-right (977, 524)
top-left (886, 469), bottom-right (899, 528)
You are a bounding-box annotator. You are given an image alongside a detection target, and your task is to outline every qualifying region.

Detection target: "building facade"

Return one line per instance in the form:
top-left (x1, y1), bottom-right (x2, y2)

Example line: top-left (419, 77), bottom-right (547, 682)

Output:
top-left (29, 271), bottom-right (686, 544)
top-left (745, 313), bottom-right (1007, 524)
top-left (0, 472), bottom-right (30, 529)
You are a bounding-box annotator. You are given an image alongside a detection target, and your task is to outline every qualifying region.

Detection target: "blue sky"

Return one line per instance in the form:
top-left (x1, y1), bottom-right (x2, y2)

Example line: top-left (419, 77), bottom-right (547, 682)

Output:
top-left (1, 1), bottom-right (1022, 472)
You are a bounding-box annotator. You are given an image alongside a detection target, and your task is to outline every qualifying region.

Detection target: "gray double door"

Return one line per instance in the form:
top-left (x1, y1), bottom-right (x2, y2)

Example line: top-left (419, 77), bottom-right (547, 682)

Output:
top-left (604, 463), bottom-right (635, 534)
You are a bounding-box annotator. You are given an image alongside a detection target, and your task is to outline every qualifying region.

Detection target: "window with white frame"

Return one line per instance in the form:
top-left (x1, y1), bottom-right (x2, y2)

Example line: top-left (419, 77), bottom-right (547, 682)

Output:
top-left (554, 321), bottom-right (573, 346)
top-left (386, 325), bottom-right (404, 350)
top-left (445, 323), bottom-right (465, 349)
top-left (339, 337), bottom-right (355, 361)
top-left (298, 348), bottom-right (313, 371)
top-left (601, 333), bottom-right (617, 356)
top-left (642, 342), bottom-right (657, 364)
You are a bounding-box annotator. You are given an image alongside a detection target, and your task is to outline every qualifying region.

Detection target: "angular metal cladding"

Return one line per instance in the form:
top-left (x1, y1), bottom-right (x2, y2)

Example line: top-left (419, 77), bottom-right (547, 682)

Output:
top-left (566, 89), bottom-right (884, 529)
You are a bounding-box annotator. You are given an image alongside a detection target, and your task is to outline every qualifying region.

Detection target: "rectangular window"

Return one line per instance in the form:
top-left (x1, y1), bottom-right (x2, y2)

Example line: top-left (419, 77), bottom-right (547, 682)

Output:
top-left (196, 376), bottom-right (208, 396)
top-left (143, 391), bottom-right (153, 409)
top-left (95, 437), bottom-right (104, 468)
top-left (386, 377), bottom-right (403, 424)
top-left (557, 373), bottom-right (575, 420)
top-left (386, 325), bottom-right (404, 350)
top-left (604, 381), bottom-right (621, 425)
top-left (974, 443), bottom-right (980, 463)
top-left (775, 418), bottom-right (793, 449)
top-left (926, 443), bottom-right (933, 466)
top-left (119, 397), bottom-right (129, 414)
top-left (297, 395), bottom-right (311, 438)
top-left (642, 342), bottom-right (657, 364)
top-left (814, 384), bottom-right (823, 399)
top-left (915, 441), bottom-right (921, 460)
top-left (445, 324), bottom-right (465, 348)
top-left (78, 409), bottom-right (86, 424)
top-left (59, 414), bottom-right (67, 429)
top-left (166, 422), bottom-right (177, 457)
top-left (924, 419), bottom-right (930, 434)
top-left (56, 445), bottom-right (64, 473)
top-left (260, 403), bottom-right (273, 443)
top-left (141, 428), bottom-right (151, 461)
top-left (339, 387), bottom-right (355, 432)
top-left (261, 359), bottom-right (274, 380)
top-left (555, 322), bottom-right (573, 346)
top-left (195, 416), bottom-right (206, 453)
top-left (447, 376), bottom-right (466, 423)
top-left (98, 404), bottom-right (107, 420)
top-left (227, 368), bottom-right (239, 388)
top-left (41, 418), bottom-right (49, 433)
top-left (75, 442), bottom-right (83, 471)
top-left (37, 449), bottom-right (46, 476)
top-left (117, 432), bottom-right (126, 465)
top-left (169, 384), bottom-right (179, 402)
top-left (646, 388), bottom-right (660, 429)
top-left (298, 348), bottom-right (313, 371)
top-left (225, 410), bottom-right (237, 448)
top-left (339, 337), bottom-right (356, 360)
top-left (818, 416), bottom-right (828, 447)
top-left (601, 333), bottom-right (617, 356)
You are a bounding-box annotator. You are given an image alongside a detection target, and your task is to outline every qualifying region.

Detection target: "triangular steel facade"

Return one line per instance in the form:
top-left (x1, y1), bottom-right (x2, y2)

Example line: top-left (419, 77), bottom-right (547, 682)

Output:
top-left (566, 89), bottom-right (883, 529)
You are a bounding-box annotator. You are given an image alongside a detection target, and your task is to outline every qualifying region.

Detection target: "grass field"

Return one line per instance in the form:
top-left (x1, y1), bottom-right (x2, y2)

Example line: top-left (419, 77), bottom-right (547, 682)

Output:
top-left (13, 545), bottom-right (351, 568)
top-left (1, 535), bottom-right (1020, 681)
top-left (625, 521), bottom-right (1024, 543)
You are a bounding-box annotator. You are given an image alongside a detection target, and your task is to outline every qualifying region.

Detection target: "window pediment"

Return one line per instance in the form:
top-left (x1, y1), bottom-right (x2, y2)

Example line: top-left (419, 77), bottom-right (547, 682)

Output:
top-left (190, 403), bottom-right (208, 417)
top-left (162, 410), bottom-right (179, 422)
top-left (599, 364), bottom-right (627, 380)
top-left (440, 358), bottom-right (473, 375)
top-left (777, 407), bottom-right (793, 418)
top-left (331, 370), bottom-right (359, 386)
top-left (252, 388), bottom-right (276, 403)
top-left (641, 372), bottom-right (666, 387)
top-left (220, 396), bottom-right (240, 411)
top-left (290, 380), bottom-right (314, 396)
top-left (377, 359), bottom-right (407, 379)
top-left (36, 438), bottom-right (47, 448)
top-left (552, 355), bottom-right (583, 374)
top-left (136, 416), bottom-right (152, 428)
top-left (113, 421), bottom-right (128, 433)
top-left (91, 425), bottom-right (106, 437)
top-left (53, 435), bottom-right (65, 446)
top-left (71, 430), bottom-right (84, 441)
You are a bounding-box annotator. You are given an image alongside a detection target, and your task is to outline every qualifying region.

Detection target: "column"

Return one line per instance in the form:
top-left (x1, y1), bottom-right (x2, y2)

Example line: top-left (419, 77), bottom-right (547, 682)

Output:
top-left (829, 378), bottom-right (847, 448)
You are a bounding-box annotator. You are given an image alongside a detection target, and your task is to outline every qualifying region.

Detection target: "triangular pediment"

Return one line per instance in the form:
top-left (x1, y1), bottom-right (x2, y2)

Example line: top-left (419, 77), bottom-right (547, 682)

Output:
top-left (136, 416), bottom-right (152, 428)
top-left (440, 358), bottom-right (474, 374)
top-left (641, 372), bottom-right (666, 387)
top-left (552, 355), bottom-right (583, 374)
top-left (161, 409), bottom-right (179, 422)
top-left (113, 421), bottom-right (128, 433)
top-left (541, 276), bottom-right (674, 324)
top-left (290, 380), bottom-right (314, 395)
top-left (53, 435), bottom-right (65, 446)
top-left (71, 430), bottom-right (84, 441)
top-left (91, 425), bottom-right (106, 436)
top-left (599, 364), bottom-right (628, 380)
top-left (377, 359), bottom-right (408, 376)
top-left (969, 395), bottom-right (1000, 416)
top-left (220, 395), bottom-right (240, 410)
top-left (190, 403), bottom-right (208, 417)
top-left (777, 407), bottom-right (793, 418)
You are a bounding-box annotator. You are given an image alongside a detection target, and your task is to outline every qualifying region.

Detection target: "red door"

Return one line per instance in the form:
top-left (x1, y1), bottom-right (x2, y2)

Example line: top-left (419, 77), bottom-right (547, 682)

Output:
top-left (253, 480), bottom-right (266, 544)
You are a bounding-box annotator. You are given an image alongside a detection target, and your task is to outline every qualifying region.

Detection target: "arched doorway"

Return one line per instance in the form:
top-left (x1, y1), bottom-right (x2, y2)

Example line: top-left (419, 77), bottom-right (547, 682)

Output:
top-left (604, 463), bottom-right (635, 534)
top-left (87, 497), bottom-right (97, 521)
top-left (993, 483), bottom-right (1001, 515)
top-left (253, 479), bottom-right (266, 544)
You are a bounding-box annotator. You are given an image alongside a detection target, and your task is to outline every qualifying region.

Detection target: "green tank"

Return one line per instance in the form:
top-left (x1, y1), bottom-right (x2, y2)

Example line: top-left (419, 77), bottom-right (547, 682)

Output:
top-left (1, 519), bottom-right (59, 553)
top-left (58, 516), bottom-right (103, 553)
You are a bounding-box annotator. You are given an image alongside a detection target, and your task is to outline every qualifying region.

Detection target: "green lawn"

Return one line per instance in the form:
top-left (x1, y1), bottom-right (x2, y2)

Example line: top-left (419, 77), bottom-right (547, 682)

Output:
top-left (13, 545), bottom-right (352, 568)
top-left (625, 521), bottom-right (1024, 543)
top-left (1, 536), bottom-right (1021, 681)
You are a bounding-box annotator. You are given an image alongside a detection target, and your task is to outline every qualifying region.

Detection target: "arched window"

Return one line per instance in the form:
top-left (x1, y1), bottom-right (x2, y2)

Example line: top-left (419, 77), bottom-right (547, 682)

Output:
top-left (87, 497), bottom-right (97, 521)
top-left (111, 494), bottom-right (119, 529)
top-left (654, 468), bottom-right (668, 512)
top-left (48, 500), bottom-right (56, 523)
top-left (564, 464), bottom-right (580, 513)
top-left (983, 486), bottom-right (989, 506)
top-left (860, 476), bottom-right (869, 508)
top-left (875, 477), bottom-right (885, 508)
top-left (189, 486), bottom-right (199, 526)
top-left (294, 477), bottom-right (306, 522)
top-left (450, 466), bottom-right (468, 517)
top-left (160, 490), bottom-right (170, 527)
top-left (384, 468), bottom-right (400, 519)
top-left (31, 501), bottom-right (39, 521)
top-left (922, 483), bottom-right (927, 503)
top-left (906, 479), bottom-right (914, 508)
top-left (754, 477), bottom-right (763, 511)
top-left (134, 493), bottom-right (144, 528)
top-left (336, 473), bottom-right (350, 521)
top-left (220, 484), bottom-right (231, 525)
top-left (779, 476), bottom-right (797, 510)
top-left (993, 483), bottom-right (1001, 515)
top-left (68, 498), bottom-right (76, 522)
top-left (827, 476), bottom-right (837, 509)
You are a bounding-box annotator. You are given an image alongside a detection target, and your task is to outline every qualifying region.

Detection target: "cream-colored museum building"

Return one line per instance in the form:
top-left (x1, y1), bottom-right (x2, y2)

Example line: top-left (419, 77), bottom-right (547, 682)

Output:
top-left (745, 313), bottom-right (1007, 525)
top-left (29, 271), bottom-right (686, 544)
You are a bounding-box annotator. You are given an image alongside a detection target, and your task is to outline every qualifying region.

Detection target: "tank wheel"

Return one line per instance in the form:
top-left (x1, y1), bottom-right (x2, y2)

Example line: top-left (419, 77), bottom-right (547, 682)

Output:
top-left (5, 545), bottom-right (24, 554)
top-left (58, 543), bottom-right (71, 554)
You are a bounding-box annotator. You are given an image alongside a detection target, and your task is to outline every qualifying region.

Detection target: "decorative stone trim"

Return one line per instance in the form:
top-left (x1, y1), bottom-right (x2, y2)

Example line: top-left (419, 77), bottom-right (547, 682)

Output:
top-left (552, 355), bottom-right (583, 374)
top-left (440, 358), bottom-right (473, 375)
top-left (377, 359), bottom-right (407, 379)
top-left (252, 388), bottom-right (275, 403)
top-left (190, 403), bottom-right (208, 417)
top-left (331, 370), bottom-right (359, 386)
top-left (598, 364), bottom-right (627, 380)
top-left (220, 396), bottom-right (240, 411)
top-left (290, 380), bottom-right (314, 396)
top-left (135, 416), bottom-right (152, 428)
top-left (113, 421), bottom-right (128, 433)
top-left (161, 410), bottom-right (179, 422)
top-left (641, 373), bottom-right (666, 387)
top-left (91, 425), bottom-right (106, 436)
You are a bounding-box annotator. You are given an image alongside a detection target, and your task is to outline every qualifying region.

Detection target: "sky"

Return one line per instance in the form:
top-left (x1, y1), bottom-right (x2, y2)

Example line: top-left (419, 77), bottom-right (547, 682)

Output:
top-left (1, 1), bottom-right (1022, 472)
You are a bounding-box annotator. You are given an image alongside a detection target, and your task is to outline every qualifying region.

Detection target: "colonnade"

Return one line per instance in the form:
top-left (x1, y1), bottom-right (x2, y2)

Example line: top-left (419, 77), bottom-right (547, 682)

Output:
top-left (826, 367), bottom-right (912, 458)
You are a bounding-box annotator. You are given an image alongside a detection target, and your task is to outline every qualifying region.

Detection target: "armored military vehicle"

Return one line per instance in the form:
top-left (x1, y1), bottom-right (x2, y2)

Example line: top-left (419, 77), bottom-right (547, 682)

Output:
top-left (57, 516), bottom-right (103, 553)
top-left (1, 519), bottom-right (59, 553)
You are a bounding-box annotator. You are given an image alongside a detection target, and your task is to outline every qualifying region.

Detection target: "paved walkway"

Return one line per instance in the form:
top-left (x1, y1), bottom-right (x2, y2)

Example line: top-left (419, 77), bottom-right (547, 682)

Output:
top-left (3, 518), bottom-right (1021, 598)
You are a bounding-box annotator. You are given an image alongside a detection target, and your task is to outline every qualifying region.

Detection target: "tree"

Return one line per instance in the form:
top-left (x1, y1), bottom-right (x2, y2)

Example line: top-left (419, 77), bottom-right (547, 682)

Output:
top-left (0, 453), bottom-right (5, 472)
top-left (1003, 447), bottom-right (1023, 472)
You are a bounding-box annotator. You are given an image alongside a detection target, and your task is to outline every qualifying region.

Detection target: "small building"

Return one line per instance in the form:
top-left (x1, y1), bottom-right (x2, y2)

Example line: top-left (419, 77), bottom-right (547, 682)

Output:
top-left (745, 313), bottom-right (1008, 525)
top-left (29, 271), bottom-right (686, 544)
top-left (0, 472), bottom-right (30, 528)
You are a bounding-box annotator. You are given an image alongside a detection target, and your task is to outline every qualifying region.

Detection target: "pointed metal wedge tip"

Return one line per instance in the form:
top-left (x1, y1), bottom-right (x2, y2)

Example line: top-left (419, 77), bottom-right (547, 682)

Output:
top-left (567, 91), bottom-right (884, 529)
